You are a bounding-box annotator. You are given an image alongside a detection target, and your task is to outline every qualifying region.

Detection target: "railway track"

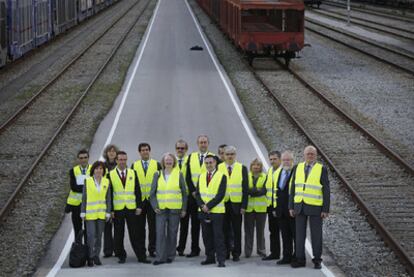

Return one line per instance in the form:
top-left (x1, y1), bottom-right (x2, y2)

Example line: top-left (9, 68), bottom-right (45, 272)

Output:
top-left (307, 7), bottom-right (414, 40)
top-left (322, 0), bottom-right (414, 23)
top-left (249, 57), bottom-right (414, 275)
top-left (0, 0), bottom-right (151, 222)
top-left (305, 18), bottom-right (414, 75)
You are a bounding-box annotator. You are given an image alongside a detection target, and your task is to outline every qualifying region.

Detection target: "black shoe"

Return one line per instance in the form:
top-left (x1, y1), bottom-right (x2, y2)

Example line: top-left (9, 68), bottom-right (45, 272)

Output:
top-left (103, 253), bottom-right (113, 258)
top-left (277, 259), bottom-right (292, 265)
top-left (177, 251), bottom-right (184, 256)
top-left (232, 256), bottom-right (240, 262)
top-left (291, 260), bottom-right (306, 268)
top-left (94, 256), bottom-right (102, 266)
top-left (87, 259), bottom-right (94, 267)
top-left (201, 260), bottom-right (216, 265)
top-left (313, 259), bottom-right (322, 269)
top-left (186, 252), bottom-right (199, 258)
top-left (218, 262), bottom-right (226, 268)
top-left (138, 258), bottom-right (151, 264)
top-left (153, 261), bottom-right (165, 265)
top-left (166, 258), bottom-right (173, 264)
top-left (262, 254), bottom-right (279, 261)
top-left (118, 257), bottom-right (126, 264)
top-left (149, 252), bottom-right (156, 258)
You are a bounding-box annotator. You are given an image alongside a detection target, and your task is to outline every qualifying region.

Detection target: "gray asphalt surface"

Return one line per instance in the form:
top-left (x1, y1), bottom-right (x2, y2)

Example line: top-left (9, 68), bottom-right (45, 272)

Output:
top-left (36, 0), bottom-right (337, 276)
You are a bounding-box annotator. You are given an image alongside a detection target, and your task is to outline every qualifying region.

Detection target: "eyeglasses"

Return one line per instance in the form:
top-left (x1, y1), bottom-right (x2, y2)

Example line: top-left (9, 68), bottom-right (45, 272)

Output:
top-left (176, 147), bottom-right (186, 150)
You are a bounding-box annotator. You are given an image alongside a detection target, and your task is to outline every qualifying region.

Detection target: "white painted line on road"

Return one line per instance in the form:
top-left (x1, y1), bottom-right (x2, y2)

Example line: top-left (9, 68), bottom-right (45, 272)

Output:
top-left (45, 1), bottom-right (162, 276)
top-left (185, 1), bottom-right (336, 276)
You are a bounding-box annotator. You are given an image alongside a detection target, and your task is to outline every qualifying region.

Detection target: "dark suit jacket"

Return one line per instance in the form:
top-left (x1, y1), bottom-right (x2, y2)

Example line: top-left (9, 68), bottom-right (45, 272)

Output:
top-left (288, 163), bottom-right (330, 216)
top-left (275, 167), bottom-right (294, 217)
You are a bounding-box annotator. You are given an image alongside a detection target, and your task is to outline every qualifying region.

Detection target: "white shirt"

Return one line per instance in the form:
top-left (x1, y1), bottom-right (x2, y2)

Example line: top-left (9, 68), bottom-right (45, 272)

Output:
top-left (117, 167), bottom-right (127, 177)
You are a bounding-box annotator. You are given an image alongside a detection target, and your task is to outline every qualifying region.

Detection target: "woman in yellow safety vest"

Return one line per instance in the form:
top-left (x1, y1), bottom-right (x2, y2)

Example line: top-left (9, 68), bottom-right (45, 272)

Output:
top-left (244, 158), bottom-right (268, 258)
top-left (150, 153), bottom-right (187, 265)
top-left (80, 161), bottom-right (112, 267)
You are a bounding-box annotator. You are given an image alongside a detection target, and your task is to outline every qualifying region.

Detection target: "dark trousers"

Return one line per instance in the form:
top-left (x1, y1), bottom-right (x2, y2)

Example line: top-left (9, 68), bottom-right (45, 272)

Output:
top-left (137, 200), bottom-right (156, 254)
top-left (103, 221), bottom-right (114, 256)
top-left (267, 210), bottom-right (281, 258)
top-left (70, 205), bottom-right (87, 243)
top-left (295, 213), bottom-right (322, 262)
top-left (201, 213), bottom-right (226, 263)
top-left (279, 213), bottom-right (295, 260)
top-left (177, 195), bottom-right (200, 254)
top-left (224, 202), bottom-right (242, 258)
top-left (114, 208), bottom-right (145, 259)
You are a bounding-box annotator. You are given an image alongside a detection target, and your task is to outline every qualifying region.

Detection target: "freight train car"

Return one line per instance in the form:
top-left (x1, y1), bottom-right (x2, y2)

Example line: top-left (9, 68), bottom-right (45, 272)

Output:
top-left (0, 0), bottom-right (117, 68)
top-left (197, 0), bottom-right (305, 65)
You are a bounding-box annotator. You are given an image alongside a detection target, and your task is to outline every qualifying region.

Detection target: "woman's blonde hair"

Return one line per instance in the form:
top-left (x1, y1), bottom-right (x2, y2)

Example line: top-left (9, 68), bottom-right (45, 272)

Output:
top-left (160, 152), bottom-right (177, 169)
top-left (250, 158), bottom-right (263, 172)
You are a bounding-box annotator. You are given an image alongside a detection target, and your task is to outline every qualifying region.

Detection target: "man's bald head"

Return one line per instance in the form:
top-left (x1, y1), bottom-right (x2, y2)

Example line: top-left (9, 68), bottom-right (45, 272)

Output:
top-left (304, 146), bottom-right (317, 164)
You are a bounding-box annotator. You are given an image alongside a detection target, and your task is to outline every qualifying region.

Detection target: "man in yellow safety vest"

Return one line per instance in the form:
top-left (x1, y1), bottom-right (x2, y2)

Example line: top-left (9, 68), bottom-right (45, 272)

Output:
top-left (289, 146), bottom-right (330, 269)
top-left (65, 149), bottom-right (91, 243)
top-left (195, 155), bottom-right (227, 268)
top-left (184, 135), bottom-right (215, 257)
top-left (132, 143), bottom-right (161, 258)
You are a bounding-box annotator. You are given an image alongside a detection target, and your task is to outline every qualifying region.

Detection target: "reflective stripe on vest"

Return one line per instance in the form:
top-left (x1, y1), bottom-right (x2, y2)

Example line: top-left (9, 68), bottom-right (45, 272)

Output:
top-left (66, 165), bottom-right (91, 206)
top-left (110, 168), bottom-right (137, 211)
top-left (219, 162), bottom-right (243, 203)
top-left (189, 152), bottom-right (214, 186)
top-left (198, 171), bottom-right (226, 213)
top-left (156, 168), bottom-right (182, 210)
top-left (246, 172), bottom-right (267, 213)
top-left (85, 177), bottom-right (109, 220)
top-left (293, 162), bottom-right (323, 206)
top-left (133, 159), bottom-right (158, 201)
top-left (265, 168), bottom-right (273, 207)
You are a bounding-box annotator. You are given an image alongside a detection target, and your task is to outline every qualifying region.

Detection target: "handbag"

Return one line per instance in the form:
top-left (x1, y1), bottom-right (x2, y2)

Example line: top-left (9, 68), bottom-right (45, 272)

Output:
top-left (69, 230), bottom-right (88, 268)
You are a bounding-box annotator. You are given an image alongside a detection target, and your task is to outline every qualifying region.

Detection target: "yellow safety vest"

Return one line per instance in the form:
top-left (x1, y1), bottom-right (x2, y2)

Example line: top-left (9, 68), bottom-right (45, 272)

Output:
top-left (176, 155), bottom-right (189, 194)
top-left (246, 172), bottom-right (267, 213)
top-left (110, 168), bottom-right (137, 211)
top-left (133, 159), bottom-right (158, 201)
top-left (85, 177), bottom-right (109, 220)
top-left (218, 162), bottom-right (243, 203)
top-left (188, 152), bottom-right (215, 186)
top-left (294, 162), bottom-right (323, 206)
top-left (66, 165), bottom-right (91, 206)
top-left (156, 168), bottom-right (182, 210)
top-left (198, 171), bottom-right (226, 213)
top-left (265, 167), bottom-right (274, 207)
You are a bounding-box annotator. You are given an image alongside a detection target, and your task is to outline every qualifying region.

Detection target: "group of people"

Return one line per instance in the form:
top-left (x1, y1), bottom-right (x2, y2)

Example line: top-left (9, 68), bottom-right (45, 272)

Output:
top-left (65, 135), bottom-right (330, 269)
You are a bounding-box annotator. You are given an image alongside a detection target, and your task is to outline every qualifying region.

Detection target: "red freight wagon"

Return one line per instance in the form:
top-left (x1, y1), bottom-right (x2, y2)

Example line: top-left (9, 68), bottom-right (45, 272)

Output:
top-left (197, 0), bottom-right (305, 65)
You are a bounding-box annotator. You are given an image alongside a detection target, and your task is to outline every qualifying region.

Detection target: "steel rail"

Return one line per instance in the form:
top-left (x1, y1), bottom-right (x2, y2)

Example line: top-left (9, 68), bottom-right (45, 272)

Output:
top-left (0, 0), bottom-right (142, 134)
top-left (305, 19), bottom-right (414, 75)
top-left (307, 7), bottom-right (414, 40)
top-left (0, 0), bottom-right (151, 223)
top-left (322, 0), bottom-right (414, 23)
top-left (247, 61), bottom-right (414, 275)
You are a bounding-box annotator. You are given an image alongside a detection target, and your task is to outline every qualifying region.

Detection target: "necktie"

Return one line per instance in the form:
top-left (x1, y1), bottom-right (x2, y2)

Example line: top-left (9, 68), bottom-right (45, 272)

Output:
top-left (178, 159), bottom-right (182, 169)
top-left (227, 166), bottom-right (232, 176)
top-left (199, 154), bottom-right (204, 166)
top-left (279, 170), bottom-right (287, 190)
top-left (143, 161), bottom-right (148, 173)
top-left (121, 171), bottom-right (126, 185)
top-left (81, 168), bottom-right (86, 175)
top-left (207, 172), bottom-right (212, 186)
top-left (305, 165), bottom-right (311, 180)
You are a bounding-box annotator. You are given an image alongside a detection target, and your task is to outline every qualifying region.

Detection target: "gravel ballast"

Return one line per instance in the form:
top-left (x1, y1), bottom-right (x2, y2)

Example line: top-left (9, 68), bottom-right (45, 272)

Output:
top-left (0, 1), bottom-right (156, 276)
top-left (189, 1), bottom-right (410, 276)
